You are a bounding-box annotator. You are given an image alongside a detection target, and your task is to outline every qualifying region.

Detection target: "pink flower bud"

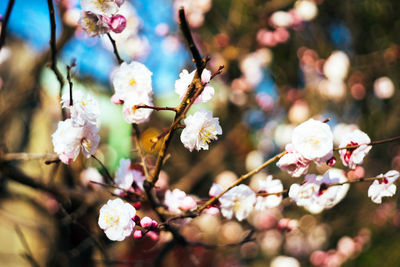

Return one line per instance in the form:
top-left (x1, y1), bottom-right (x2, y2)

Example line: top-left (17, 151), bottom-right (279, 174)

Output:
top-left (140, 216), bottom-right (153, 228)
top-left (179, 196), bottom-right (197, 211)
top-left (147, 230), bottom-right (159, 241)
top-left (133, 229), bottom-right (143, 239)
top-left (59, 153), bottom-right (72, 165)
top-left (133, 215), bottom-right (141, 225)
top-left (111, 94), bottom-right (123, 104)
top-left (201, 69), bottom-right (212, 83)
top-left (285, 143), bottom-right (294, 153)
top-left (327, 156), bottom-right (337, 166)
top-left (205, 206), bottom-right (220, 215)
top-left (133, 202), bottom-right (141, 210)
top-left (109, 15), bottom-right (126, 34)
top-left (151, 220), bottom-right (158, 229)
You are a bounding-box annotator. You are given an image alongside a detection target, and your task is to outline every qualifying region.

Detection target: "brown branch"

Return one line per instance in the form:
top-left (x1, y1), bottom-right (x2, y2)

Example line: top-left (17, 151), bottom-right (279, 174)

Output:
top-left (134, 104), bottom-right (177, 112)
top-left (47, 0), bottom-right (65, 117)
top-left (1, 152), bottom-right (58, 161)
top-left (66, 58), bottom-right (76, 106)
top-left (0, 0), bottom-right (15, 50)
top-left (334, 135), bottom-right (400, 151)
top-left (197, 151), bottom-right (287, 213)
top-left (107, 33), bottom-right (123, 64)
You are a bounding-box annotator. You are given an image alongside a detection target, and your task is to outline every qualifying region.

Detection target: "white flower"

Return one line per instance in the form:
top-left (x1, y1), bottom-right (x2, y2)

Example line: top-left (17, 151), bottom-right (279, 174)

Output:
top-left (339, 129), bottom-right (371, 169)
top-left (219, 184), bottom-right (256, 221)
top-left (52, 119), bottom-right (100, 164)
top-left (175, 69), bottom-right (215, 104)
top-left (112, 61), bottom-right (153, 102)
top-left (164, 189), bottom-right (197, 213)
top-left (276, 151), bottom-right (311, 177)
top-left (289, 169), bottom-right (349, 214)
top-left (209, 183), bottom-right (223, 197)
top-left (180, 109), bottom-right (222, 152)
top-left (98, 198), bottom-right (136, 241)
top-left (368, 170), bottom-right (399, 204)
top-left (323, 51), bottom-right (350, 82)
top-left (81, 0), bottom-right (119, 16)
top-left (79, 12), bottom-right (110, 37)
top-left (122, 93), bottom-right (153, 124)
top-left (114, 158), bottom-right (145, 194)
top-left (294, 0), bottom-right (318, 21)
top-left (292, 119), bottom-right (333, 162)
top-left (62, 90), bottom-right (100, 127)
top-left (255, 175), bottom-right (283, 210)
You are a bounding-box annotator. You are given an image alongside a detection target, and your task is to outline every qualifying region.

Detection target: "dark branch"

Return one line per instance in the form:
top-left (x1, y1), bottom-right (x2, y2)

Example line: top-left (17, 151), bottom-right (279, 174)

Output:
top-left (107, 33), bottom-right (123, 64)
top-left (0, 0), bottom-right (15, 50)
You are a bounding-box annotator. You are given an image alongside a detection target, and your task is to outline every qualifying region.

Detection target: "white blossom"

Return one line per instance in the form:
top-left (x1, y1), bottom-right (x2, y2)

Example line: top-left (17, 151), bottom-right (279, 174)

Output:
top-left (289, 169), bottom-right (349, 214)
top-left (114, 158), bottom-right (145, 194)
top-left (164, 189), bottom-right (197, 213)
top-left (276, 150), bottom-right (311, 177)
top-left (294, 0), bottom-right (318, 21)
top-left (79, 12), bottom-right (110, 37)
top-left (112, 61), bottom-right (153, 102)
top-left (339, 129), bottom-right (371, 169)
top-left (292, 118), bottom-right (333, 162)
top-left (368, 170), bottom-right (399, 204)
top-left (175, 69), bottom-right (215, 104)
top-left (219, 184), bottom-right (256, 221)
top-left (52, 119), bottom-right (100, 164)
top-left (255, 175), bottom-right (283, 210)
top-left (81, 0), bottom-right (119, 16)
top-left (98, 198), bottom-right (136, 241)
top-left (323, 51), bottom-right (350, 82)
top-left (122, 93), bottom-right (153, 124)
top-left (180, 109), bottom-right (222, 152)
top-left (62, 90), bottom-right (100, 127)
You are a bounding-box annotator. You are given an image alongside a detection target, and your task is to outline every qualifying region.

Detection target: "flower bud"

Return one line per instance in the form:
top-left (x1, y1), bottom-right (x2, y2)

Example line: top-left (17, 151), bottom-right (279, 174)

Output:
top-left (109, 15), bottom-right (126, 33)
top-left (140, 216), bottom-right (153, 228)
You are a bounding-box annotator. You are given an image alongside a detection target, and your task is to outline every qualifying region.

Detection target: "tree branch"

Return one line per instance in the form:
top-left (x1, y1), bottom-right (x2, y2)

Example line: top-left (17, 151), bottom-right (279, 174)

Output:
top-left (0, 0), bottom-right (15, 50)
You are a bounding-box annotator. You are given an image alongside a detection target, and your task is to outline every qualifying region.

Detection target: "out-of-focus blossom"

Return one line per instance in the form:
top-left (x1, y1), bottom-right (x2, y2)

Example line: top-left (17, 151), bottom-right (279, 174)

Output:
top-left (323, 51), bottom-right (350, 81)
top-left (270, 11), bottom-right (294, 28)
top-left (289, 169), bottom-right (349, 213)
top-left (255, 175), bottom-right (283, 210)
top-left (292, 119), bottom-right (333, 162)
top-left (62, 90), bottom-right (100, 127)
top-left (122, 93), bottom-right (153, 124)
top-left (368, 170), bottom-right (399, 204)
top-left (288, 100), bottom-right (310, 124)
top-left (318, 79), bottom-right (346, 101)
top-left (374, 76), bottom-right (395, 99)
top-left (180, 109), bottom-right (222, 152)
top-left (164, 189), bottom-right (197, 214)
top-left (294, 0), bottom-right (318, 21)
top-left (79, 12), bottom-right (110, 37)
top-left (270, 255), bottom-right (300, 267)
top-left (173, 0), bottom-right (212, 28)
top-left (52, 119), bottom-right (100, 164)
top-left (240, 49), bottom-right (272, 87)
top-left (114, 158), bottom-right (145, 194)
top-left (339, 129), bottom-right (371, 169)
top-left (174, 69), bottom-right (215, 104)
top-left (112, 61), bottom-right (153, 102)
top-left (220, 184), bottom-right (256, 221)
top-left (245, 150), bottom-right (265, 172)
top-left (80, 167), bottom-right (104, 188)
top-left (98, 198), bottom-right (136, 241)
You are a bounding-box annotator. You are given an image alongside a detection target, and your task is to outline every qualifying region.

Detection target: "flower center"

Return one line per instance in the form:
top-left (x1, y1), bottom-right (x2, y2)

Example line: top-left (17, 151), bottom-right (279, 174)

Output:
top-left (199, 125), bottom-right (216, 144)
top-left (104, 213), bottom-right (120, 228)
top-left (129, 78), bottom-right (136, 87)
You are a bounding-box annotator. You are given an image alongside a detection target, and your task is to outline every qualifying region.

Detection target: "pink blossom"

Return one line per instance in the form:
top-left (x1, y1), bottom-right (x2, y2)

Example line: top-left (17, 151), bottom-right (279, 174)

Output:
top-left (368, 170), bottom-right (399, 204)
top-left (140, 216), bottom-right (153, 228)
top-left (339, 129), bottom-right (371, 169)
top-left (276, 151), bottom-right (311, 177)
top-left (108, 14), bottom-right (126, 33)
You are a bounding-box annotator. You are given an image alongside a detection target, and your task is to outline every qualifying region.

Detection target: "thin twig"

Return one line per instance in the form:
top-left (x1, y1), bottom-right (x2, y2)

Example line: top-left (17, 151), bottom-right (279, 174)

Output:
top-left (197, 151), bottom-right (287, 213)
top-left (91, 155), bottom-right (114, 185)
top-left (46, 0), bottom-right (65, 117)
top-left (334, 135), bottom-right (400, 151)
top-left (89, 180), bottom-right (141, 197)
top-left (0, 0), bottom-right (16, 50)
top-left (107, 33), bottom-right (123, 64)
top-left (66, 58), bottom-right (76, 106)
top-left (134, 105), bottom-right (177, 112)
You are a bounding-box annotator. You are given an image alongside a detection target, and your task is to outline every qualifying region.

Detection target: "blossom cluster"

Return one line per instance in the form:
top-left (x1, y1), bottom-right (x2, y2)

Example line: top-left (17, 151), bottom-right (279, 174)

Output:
top-left (79, 0), bottom-right (127, 37)
top-left (52, 91), bottom-right (100, 164)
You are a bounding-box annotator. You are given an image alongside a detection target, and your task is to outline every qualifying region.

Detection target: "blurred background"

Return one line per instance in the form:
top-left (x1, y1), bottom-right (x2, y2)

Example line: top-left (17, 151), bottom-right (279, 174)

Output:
top-left (1, 0), bottom-right (400, 266)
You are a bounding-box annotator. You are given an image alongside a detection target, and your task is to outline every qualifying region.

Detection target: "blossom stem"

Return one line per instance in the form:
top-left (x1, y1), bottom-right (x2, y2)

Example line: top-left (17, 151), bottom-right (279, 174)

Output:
top-left (46, 0), bottom-right (65, 119)
top-left (0, 0), bottom-right (15, 51)
top-left (197, 151), bottom-right (287, 213)
top-left (66, 59), bottom-right (76, 106)
top-left (334, 135), bottom-right (400, 151)
top-left (325, 175), bottom-right (395, 188)
top-left (210, 65), bottom-right (225, 80)
top-left (134, 105), bottom-right (177, 112)
top-left (91, 155), bottom-right (114, 185)
top-left (89, 180), bottom-right (141, 197)
top-left (107, 33), bottom-right (123, 65)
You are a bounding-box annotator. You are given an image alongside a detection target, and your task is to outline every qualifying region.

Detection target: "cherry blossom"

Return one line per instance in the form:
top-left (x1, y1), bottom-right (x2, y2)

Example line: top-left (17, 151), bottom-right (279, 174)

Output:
top-left (174, 69), bottom-right (215, 104)
top-left (98, 198), bottom-right (136, 241)
top-left (339, 129), bottom-right (371, 169)
top-left (164, 189), bottom-right (197, 214)
top-left (81, 0), bottom-right (119, 17)
top-left (276, 146), bottom-right (311, 177)
top-left (122, 93), bottom-right (153, 124)
top-left (291, 118), bottom-right (333, 162)
top-left (79, 12), bottom-right (110, 37)
top-left (219, 184), bottom-right (256, 221)
top-left (255, 175), bottom-right (283, 210)
top-left (114, 158), bottom-right (145, 194)
top-left (112, 61), bottom-right (153, 102)
top-left (62, 90), bottom-right (100, 127)
top-left (52, 119), bottom-right (100, 164)
top-left (368, 170), bottom-right (399, 204)
top-left (180, 109), bottom-right (222, 152)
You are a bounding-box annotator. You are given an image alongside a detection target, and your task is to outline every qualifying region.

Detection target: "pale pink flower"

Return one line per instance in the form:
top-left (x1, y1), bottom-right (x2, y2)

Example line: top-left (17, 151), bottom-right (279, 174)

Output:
top-left (107, 14), bottom-right (127, 33)
top-left (219, 184), bottom-right (256, 221)
top-left (122, 93), bottom-right (153, 124)
top-left (368, 170), bottom-right (399, 204)
top-left (292, 118), bottom-right (333, 162)
top-left (81, 0), bottom-right (119, 16)
top-left (98, 198), bottom-right (136, 241)
top-left (62, 90), bottom-right (100, 127)
top-left (175, 69), bottom-right (215, 104)
top-left (114, 158), bottom-right (145, 194)
top-left (255, 175), bottom-right (283, 209)
top-left (164, 189), bottom-right (196, 214)
top-left (276, 150), bottom-right (311, 177)
top-left (209, 183), bottom-right (223, 197)
top-left (180, 109), bottom-right (222, 152)
top-left (79, 11), bottom-right (110, 37)
top-left (339, 129), bottom-right (371, 169)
